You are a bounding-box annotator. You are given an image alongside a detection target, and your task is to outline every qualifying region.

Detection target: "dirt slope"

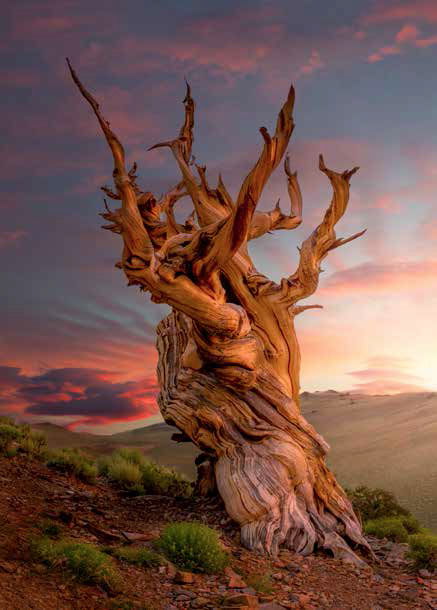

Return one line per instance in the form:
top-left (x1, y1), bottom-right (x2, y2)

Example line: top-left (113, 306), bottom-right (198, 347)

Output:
top-left (0, 455), bottom-right (435, 610)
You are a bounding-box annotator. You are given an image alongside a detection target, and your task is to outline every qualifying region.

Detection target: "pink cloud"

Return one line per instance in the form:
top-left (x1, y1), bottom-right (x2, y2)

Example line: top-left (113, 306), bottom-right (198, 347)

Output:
top-left (347, 356), bottom-right (430, 394)
top-left (369, 194), bottom-right (402, 212)
top-left (298, 50), bottom-right (325, 76)
top-left (395, 23), bottom-right (420, 42)
top-left (366, 19), bottom-right (437, 63)
top-left (0, 230), bottom-right (27, 248)
top-left (321, 260), bottom-right (437, 295)
top-left (362, 2), bottom-right (437, 24)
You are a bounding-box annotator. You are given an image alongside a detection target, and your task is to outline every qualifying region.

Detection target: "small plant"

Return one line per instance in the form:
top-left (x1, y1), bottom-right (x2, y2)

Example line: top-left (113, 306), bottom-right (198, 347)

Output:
top-left (141, 460), bottom-right (191, 497)
top-left (401, 514), bottom-right (421, 535)
top-left (38, 519), bottom-right (62, 538)
top-left (407, 533), bottom-right (437, 572)
top-left (0, 423), bottom-right (22, 453)
top-left (115, 448), bottom-right (145, 466)
top-left (109, 546), bottom-right (162, 568)
top-left (107, 455), bottom-right (144, 492)
top-left (100, 450), bottom-right (192, 497)
top-left (245, 571), bottom-right (274, 594)
top-left (364, 516), bottom-right (411, 543)
top-left (19, 430), bottom-right (47, 457)
top-left (157, 522), bottom-right (229, 574)
top-left (46, 448), bottom-right (97, 482)
top-left (346, 485), bottom-right (410, 522)
top-left (30, 537), bottom-right (120, 590)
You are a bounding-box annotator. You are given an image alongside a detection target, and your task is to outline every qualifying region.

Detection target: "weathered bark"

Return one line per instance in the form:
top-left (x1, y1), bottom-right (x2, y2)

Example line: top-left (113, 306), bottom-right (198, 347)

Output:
top-left (68, 60), bottom-right (370, 565)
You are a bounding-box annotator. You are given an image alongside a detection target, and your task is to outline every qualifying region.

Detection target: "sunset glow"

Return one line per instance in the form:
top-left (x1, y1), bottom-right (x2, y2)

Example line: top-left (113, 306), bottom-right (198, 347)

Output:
top-left (1, 0), bottom-right (437, 433)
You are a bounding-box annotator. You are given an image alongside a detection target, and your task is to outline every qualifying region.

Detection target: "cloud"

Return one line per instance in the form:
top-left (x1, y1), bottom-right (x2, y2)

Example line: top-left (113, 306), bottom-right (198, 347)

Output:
top-left (395, 23), bottom-right (420, 43)
top-left (0, 231), bottom-right (27, 248)
top-left (320, 260), bottom-right (437, 295)
top-left (347, 355), bottom-right (430, 394)
top-left (362, 2), bottom-right (437, 25)
top-left (366, 21), bottom-right (437, 62)
top-left (297, 50), bottom-right (325, 76)
top-left (0, 365), bottom-right (159, 429)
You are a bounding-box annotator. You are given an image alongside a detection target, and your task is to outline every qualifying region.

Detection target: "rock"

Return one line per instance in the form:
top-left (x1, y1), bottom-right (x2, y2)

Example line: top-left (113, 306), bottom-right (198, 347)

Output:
top-left (225, 567), bottom-right (247, 588)
top-left (418, 568), bottom-right (432, 578)
top-left (166, 562), bottom-right (177, 579)
top-left (191, 597), bottom-right (210, 608)
top-left (174, 570), bottom-right (194, 584)
top-left (259, 603), bottom-right (286, 610)
top-left (241, 588), bottom-right (257, 595)
top-left (121, 530), bottom-right (155, 542)
top-left (223, 593), bottom-right (259, 609)
top-left (0, 561), bottom-right (14, 574)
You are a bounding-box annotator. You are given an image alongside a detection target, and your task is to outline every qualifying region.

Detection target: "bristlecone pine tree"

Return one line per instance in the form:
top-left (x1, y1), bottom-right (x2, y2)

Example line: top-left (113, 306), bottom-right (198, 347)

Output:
top-left (68, 59), bottom-right (371, 565)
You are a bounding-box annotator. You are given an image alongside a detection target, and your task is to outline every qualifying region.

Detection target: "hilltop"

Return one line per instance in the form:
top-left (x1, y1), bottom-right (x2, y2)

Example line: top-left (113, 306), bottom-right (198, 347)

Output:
top-left (33, 391), bottom-right (437, 532)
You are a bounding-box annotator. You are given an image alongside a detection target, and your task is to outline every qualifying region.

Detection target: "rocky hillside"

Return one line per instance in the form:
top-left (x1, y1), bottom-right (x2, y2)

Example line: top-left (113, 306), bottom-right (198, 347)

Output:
top-left (0, 455), bottom-right (436, 610)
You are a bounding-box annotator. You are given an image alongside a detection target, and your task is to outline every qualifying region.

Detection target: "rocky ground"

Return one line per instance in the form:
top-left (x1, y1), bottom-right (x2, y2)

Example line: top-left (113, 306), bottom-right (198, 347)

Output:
top-left (0, 455), bottom-right (435, 610)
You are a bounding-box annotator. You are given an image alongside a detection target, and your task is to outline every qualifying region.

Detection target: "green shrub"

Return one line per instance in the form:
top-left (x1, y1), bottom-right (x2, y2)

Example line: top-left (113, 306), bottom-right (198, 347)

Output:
top-left (407, 533), bottom-right (437, 571)
top-left (346, 485), bottom-right (410, 522)
top-left (401, 514), bottom-right (421, 535)
top-left (364, 516), bottom-right (410, 542)
top-left (0, 423), bottom-right (22, 453)
top-left (107, 456), bottom-right (143, 492)
top-left (30, 537), bottom-right (120, 590)
top-left (109, 546), bottom-right (162, 568)
top-left (157, 522), bottom-right (228, 574)
top-left (114, 448), bottom-right (145, 466)
top-left (19, 430), bottom-right (47, 457)
top-left (46, 448), bottom-right (97, 483)
top-left (100, 450), bottom-right (191, 497)
top-left (141, 461), bottom-right (191, 497)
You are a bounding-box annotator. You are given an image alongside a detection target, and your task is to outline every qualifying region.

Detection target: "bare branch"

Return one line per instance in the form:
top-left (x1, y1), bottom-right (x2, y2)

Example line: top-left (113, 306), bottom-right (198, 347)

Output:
top-left (235, 84), bottom-right (295, 212)
top-left (291, 304), bottom-right (323, 316)
top-left (67, 58), bottom-right (155, 267)
top-left (249, 153), bottom-right (302, 240)
top-left (281, 154), bottom-right (364, 303)
top-left (179, 80), bottom-right (195, 163)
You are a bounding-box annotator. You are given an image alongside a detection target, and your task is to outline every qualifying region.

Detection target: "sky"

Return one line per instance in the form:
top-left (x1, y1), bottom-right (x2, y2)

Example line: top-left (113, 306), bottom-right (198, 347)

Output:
top-left (1, 0), bottom-right (437, 434)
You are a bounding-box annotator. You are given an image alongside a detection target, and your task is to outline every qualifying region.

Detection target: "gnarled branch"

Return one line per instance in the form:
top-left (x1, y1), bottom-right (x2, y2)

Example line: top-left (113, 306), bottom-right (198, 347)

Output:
top-left (67, 58), bottom-right (155, 268)
top-left (281, 154), bottom-right (365, 303)
top-left (236, 85), bottom-right (295, 213)
top-left (249, 154), bottom-right (303, 240)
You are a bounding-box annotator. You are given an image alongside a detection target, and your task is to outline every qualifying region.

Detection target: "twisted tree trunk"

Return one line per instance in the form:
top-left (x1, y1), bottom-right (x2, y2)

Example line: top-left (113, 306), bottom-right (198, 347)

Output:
top-left (68, 60), bottom-right (370, 564)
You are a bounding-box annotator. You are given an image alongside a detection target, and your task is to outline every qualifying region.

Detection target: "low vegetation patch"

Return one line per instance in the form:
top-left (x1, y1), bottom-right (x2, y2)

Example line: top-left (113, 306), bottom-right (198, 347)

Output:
top-left (365, 516), bottom-right (410, 543)
top-left (99, 449), bottom-right (192, 497)
top-left (156, 522), bottom-right (229, 574)
top-left (346, 485), bottom-right (411, 522)
top-left (46, 448), bottom-right (97, 483)
top-left (245, 571), bottom-right (274, 594)
top-left (0, 419), bottom-right (47, 458)
top-left (108, 545), bottom-right (162, 568)
top-left (407, 533), bottom-right (437, 572)
top-left (30, 537), bottom-right (120, 591)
